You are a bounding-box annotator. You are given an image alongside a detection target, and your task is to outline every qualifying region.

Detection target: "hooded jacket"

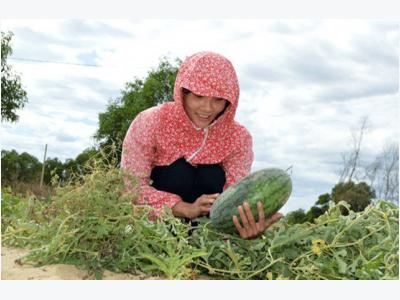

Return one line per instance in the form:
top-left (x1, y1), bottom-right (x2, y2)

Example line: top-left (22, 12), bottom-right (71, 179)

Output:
top-left (121, 51), bottom-right (254, 217)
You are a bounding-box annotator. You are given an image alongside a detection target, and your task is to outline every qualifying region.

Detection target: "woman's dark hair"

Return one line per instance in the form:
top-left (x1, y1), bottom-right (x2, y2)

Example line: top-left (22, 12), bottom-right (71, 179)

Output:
top-left (217, 101), bottom-right (230, 119)
top-left (182, 87), bottom-right (191, 96)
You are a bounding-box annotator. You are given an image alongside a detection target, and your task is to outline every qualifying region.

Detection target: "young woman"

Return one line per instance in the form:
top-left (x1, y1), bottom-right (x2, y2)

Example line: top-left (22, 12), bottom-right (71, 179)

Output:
top-left (121, 51), bottom-right (282, 239)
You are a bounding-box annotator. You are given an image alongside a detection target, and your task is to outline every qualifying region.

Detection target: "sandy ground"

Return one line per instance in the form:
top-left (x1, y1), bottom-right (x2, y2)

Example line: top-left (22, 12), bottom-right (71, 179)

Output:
top-left (1, 246), bottom-right (162, 280)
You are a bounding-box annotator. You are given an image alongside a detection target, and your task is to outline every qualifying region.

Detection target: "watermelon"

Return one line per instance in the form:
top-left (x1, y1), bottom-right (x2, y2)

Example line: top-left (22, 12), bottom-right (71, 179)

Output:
top-left (209, 168), bottom-right (292, 234)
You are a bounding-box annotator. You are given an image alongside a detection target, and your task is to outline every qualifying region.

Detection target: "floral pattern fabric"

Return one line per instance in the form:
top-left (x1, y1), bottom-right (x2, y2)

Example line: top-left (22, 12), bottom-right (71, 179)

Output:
top-left (121, 51), bottom-right (254, 217)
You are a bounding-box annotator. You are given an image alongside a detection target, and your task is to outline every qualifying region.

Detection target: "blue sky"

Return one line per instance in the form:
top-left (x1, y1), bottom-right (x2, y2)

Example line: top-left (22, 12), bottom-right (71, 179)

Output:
top-left (1, 19), bottom-right (398, 213)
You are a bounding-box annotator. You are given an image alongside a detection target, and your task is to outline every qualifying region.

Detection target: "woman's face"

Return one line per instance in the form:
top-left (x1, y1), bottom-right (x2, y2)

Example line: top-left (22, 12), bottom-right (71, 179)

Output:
top-left (183, 91), bottom-right (228, 128)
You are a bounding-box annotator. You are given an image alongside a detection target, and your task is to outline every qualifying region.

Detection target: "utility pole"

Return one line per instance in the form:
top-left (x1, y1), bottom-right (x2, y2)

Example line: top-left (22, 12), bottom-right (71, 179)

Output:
top-left (40, 144), bottom-right (48, 188)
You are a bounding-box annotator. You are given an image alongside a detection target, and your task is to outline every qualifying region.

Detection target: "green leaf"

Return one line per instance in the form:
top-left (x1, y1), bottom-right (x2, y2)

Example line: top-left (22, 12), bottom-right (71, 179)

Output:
top-left (335, 255), bottom-right (348, 274)
top-left (336, 248), bottom-right (347, 257)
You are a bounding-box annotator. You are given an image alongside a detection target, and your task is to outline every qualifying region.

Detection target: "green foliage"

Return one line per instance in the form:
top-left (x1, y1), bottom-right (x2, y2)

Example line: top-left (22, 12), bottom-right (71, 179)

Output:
top-left (75, 147), bottom-right (99, 166)
top-left (283, 209), bottom-right (307, 225)
top-left (332, 181), bottom-right (375, 212)
top-left (2, 154), bottom-right (398, 280)
top-left (1, 31), bottom-right (28, 123)
top-left (1, 149), bottom-right (42, 184)
top-left (306, 206), bottom-right (326, 222)
top-left (288, 194), bottom-right (331, 225)
top-left (61, 147), bottom-right (100, 182)
top-left (297, 182), bottom-right (375, 225)
top-left (1, 147), bottom-right (100, 191)
top-left (94, 57), bottom-right (181, 161)
top-left (1, 187), bottom-right (28, 234)
top-left (43, 157), bottom-right (64, 185)
top-left (316, 193), bottom-right (331, 205)
top-left (194, 200), bottom-right (399, 279)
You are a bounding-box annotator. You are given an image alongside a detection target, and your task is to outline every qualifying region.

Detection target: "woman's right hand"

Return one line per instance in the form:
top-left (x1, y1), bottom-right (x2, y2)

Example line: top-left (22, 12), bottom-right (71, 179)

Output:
top-left (172, 193), bottom-right (220, 219)
top-left (188, 193), bottom-right (220, 219)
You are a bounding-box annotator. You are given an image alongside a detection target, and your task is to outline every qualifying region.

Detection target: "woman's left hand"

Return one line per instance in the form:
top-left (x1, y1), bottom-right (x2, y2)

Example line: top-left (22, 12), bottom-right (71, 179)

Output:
top-left (232, 201), bottom-right (283, 239)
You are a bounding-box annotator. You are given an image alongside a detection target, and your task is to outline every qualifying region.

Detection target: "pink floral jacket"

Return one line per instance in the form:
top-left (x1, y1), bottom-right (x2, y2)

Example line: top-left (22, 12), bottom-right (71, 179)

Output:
top-left (121, 51), bottom-right (254, 217)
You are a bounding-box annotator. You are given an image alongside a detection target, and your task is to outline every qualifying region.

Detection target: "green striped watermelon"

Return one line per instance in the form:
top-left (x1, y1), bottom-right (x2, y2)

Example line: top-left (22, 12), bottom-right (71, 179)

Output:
top-left (210, 168), bottom-right (292, 234)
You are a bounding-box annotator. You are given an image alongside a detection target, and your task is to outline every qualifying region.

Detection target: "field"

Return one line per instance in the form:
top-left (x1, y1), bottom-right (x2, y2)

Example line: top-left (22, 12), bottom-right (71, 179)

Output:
top-left (1, 157), bottom-right (399, 280)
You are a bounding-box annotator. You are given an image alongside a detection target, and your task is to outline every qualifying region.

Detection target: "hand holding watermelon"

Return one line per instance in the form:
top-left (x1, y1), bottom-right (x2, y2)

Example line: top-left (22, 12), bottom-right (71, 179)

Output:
top-left (232, 201), bottom-right (283, 239)
top-left (172, 193), bottom-right (220, 219)
top-left (210, 168), bottom-right (292, 235)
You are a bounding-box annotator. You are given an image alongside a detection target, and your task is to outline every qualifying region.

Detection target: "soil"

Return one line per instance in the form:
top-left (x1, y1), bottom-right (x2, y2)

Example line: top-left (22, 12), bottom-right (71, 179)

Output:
top-left (1, 246), bottom-right (163, 280)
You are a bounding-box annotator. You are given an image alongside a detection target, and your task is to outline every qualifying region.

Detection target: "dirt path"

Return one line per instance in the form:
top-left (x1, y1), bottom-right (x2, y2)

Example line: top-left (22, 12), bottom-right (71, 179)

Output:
top-left (1, 246), bottom-right (162, 280)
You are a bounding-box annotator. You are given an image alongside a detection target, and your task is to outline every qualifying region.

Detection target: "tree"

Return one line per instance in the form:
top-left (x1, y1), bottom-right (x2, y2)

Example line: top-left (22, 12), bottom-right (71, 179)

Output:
top-left (75, 147), bottom-right (99, 167)
top-left (1, 150), bottom-right (41, 184)
top-left (306, 206), bottom-right (325, 222)
top-left (338, 116), bottom-right (369, 183)
top-left (1, 31), bottom-right (28, 123)
top-left (63, 158), bottom-right (78, 177)
top-left (285, 209), bottom-right (307, 225)
top-left (56, 147), bottom-right (100, 184)
top-left (1, 149), bottom-right (21, 183)
top-left (43, 157), bottom-right (64, 185)
top-left (336, 116), bottom-right (397, 204)
top-left (331, 181), bottom-right (375, 212)
top-left (364, 142), bottom-right (399, 204)
top-left (18, 152), bottom-right (42, 182)
top-left (94, 57), bottom-right (181, 161)
top-left (315, 193), bottom-right (331, 206)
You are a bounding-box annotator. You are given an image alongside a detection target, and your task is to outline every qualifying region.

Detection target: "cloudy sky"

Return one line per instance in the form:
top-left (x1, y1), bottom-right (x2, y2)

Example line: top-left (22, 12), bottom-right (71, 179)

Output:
top-left (1, 19), bottom-right (398, 212)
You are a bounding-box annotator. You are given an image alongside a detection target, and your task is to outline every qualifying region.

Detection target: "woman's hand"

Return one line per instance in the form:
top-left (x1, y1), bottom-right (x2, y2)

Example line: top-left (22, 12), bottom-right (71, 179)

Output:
top-left (172, 193), bottom-right (219, 220)
top-left (186, 193), bottom-right (219, 219)
top-left (232, 201), bottom-right (283, 239)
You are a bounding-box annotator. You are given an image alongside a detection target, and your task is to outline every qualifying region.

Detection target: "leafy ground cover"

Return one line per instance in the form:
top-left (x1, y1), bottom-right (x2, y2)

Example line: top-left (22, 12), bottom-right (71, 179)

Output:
top-left (1, 155), bottom-right (398, 280)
